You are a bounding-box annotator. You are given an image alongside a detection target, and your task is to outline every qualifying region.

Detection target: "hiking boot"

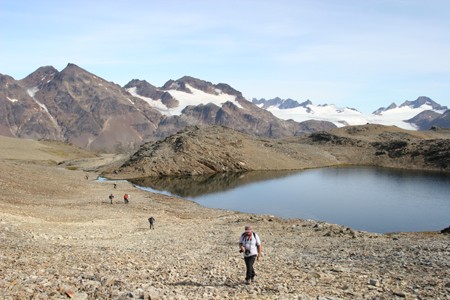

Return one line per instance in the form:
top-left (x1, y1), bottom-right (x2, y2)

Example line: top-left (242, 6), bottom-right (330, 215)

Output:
top-left (245, 279), bottom-right (251, 285)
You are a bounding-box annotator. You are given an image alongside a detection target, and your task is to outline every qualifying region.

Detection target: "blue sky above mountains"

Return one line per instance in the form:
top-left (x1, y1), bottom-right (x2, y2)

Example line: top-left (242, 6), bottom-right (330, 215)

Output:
top-left (1, 0), bottom-right (449, 113)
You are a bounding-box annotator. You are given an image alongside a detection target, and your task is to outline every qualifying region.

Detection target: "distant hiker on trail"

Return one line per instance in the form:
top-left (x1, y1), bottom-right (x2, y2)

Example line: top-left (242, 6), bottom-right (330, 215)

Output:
top-left (113, 183), bottom-right (117, 189)
top-left (148, 217), bottom-right (155, 229)
top-left (109, 193), bottom-right (114, 204)
top-left (239, 225), bottom-right (262, 285)
top-left (123, 193), bottom-right (129, 204)
top-left (85, 175), bottom-right (89, 180)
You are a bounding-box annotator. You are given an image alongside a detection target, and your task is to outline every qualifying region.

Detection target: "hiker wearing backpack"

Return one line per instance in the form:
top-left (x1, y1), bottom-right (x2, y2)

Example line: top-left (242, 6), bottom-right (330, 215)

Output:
top-left (239, 225), bottom-right (262, 285)
top-left (148, 216), bottom-right (155, 229)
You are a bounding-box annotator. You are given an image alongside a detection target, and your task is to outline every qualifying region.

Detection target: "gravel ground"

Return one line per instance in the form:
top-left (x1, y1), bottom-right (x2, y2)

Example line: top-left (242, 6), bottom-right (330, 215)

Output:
top-left (1, 156), bottom-right (449, 300)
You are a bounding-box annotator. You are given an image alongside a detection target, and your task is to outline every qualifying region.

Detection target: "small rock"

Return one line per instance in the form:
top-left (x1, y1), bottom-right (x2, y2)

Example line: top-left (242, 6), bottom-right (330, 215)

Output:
top-left (65, 289), bottom-right (76, 298)
top-left (368, 279), bottom-right (379, 286)
top-left (392, 290), bottom-right (406, 297)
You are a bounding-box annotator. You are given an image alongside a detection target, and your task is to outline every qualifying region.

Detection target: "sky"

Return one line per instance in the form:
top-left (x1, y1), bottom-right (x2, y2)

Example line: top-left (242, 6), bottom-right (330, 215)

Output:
top-left (1, 0), bottom-right (450, 113)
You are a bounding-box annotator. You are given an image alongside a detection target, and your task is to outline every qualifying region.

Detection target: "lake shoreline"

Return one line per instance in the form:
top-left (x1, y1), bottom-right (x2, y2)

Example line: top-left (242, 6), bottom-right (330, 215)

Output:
top-left (0, 134), bottom-right (450, 300)
top-left (119, 166), bottom-right (450, 234)
top-left (1, 136), bottom-right (449, 299)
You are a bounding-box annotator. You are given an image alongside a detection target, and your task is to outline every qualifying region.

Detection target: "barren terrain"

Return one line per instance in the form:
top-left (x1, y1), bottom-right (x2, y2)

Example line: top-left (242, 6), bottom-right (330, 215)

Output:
top-left (110, 125), bottom-right (450, 179)
top-left (0, 133), bottom-right (449, 299)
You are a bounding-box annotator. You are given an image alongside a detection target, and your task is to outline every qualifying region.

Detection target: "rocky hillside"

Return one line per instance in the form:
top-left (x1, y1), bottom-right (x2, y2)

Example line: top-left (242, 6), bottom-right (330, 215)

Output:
top-left (110, 124), bottom-right (450, 179)
top-left (126, 76), bottom-right (336, 139)
top-left (0, 64), bottom-right (335, 152)
top-left (1, 64), bottom-right (162, 152)
top-left (408, 109), bottom-right (450, 130)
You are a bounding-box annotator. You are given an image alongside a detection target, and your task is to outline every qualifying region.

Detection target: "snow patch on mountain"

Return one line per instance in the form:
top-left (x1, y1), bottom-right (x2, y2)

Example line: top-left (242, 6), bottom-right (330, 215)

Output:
top-left (266, 104), bottom-right (369, 127)
top-left (127, 87), bottom-right (172, 114)
top-left (26, 87), bottom-right (58, 127)
top-left (129, 84), bottom-right (240, 116)
top-left (263, 100), bottom-right (446, 130)
top-left (166, 85), bottom-right (241, 115)
top-left (27, 87), bottom-right (49, 113)
top-left (27, 87), bottom-right (39, 98)
top-left (368, 104), bottom-right (442, 129)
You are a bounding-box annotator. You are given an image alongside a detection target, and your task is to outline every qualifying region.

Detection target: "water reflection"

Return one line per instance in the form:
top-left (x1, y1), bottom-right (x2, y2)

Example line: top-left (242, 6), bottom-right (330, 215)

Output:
top-left (130, 170), bottom-right (301, 198)
top-left (131, 167), bottom-right (450, 233)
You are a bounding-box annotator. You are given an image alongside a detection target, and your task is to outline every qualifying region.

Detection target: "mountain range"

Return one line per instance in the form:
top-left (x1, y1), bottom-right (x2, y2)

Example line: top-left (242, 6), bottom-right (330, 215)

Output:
top-left (1, 63), bottom-right (448, 152)
top-left (253, 96), bottom-right (449, 130)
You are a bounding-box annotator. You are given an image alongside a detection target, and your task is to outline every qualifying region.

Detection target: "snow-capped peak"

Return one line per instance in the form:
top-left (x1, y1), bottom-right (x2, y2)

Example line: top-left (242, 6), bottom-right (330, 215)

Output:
top-left (256, 96), bottom-right (448, 130)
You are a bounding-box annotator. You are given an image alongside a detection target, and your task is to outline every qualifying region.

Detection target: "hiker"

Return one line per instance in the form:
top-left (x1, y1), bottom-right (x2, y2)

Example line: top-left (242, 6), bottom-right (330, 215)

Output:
top-left (148, 216), bottom-right (155, 229)
top-left (239, 225), bottom-right (262, 285)
top-left (108, 193), bottom-right (114, 204)
top-left (123, 193), bottom-right (129, 204)
top-left (85, 175), bottom-right (89, 180)
top-left (113, 183), bottom-right (117, 189)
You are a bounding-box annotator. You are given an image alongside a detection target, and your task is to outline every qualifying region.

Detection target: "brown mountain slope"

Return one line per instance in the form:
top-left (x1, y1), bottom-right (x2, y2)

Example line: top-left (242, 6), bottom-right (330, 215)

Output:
top-left (1, 64), bottom-right (336, 153)
top-left (32, 63), bottom-right (162, 151)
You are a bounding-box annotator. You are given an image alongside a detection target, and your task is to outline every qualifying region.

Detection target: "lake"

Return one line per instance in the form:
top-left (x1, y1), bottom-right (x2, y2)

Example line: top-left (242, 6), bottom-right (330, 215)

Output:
top-left (131, 167), bottom-right (450, 233)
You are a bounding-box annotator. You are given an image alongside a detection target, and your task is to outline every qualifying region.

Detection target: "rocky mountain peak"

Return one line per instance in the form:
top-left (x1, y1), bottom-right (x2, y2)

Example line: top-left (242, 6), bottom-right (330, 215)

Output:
top-left (400, 96), bottom-right (447, 110)
top-left (60, 63), bottom-right (83, 75)
top-left (0, 73), bottom-right (17, 88)
top-left (372, 97), bottom-right (447, 116)
top-left (124, 79), bottom-right (157, 91)
top-left (124, 79), bottom-right (159, 98)
top-left (161, 76), bottom-right (242, 97)
top-left (252, 98), bottom-right (316, 111)
top-left (252, 97), bottom-right (303, 109)
top-left (161, 76), bottom-right (214, 94)
top-left (56, 63), bottom-right (120, 90)
top-left (372, 102), bottom-right (397, 115)
top-left (21, 65), bottom-right (58, 85)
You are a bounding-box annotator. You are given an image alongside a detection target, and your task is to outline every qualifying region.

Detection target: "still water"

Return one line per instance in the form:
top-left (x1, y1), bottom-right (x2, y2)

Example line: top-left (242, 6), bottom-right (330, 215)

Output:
top-left (132, 167), bottom-right (450, 233)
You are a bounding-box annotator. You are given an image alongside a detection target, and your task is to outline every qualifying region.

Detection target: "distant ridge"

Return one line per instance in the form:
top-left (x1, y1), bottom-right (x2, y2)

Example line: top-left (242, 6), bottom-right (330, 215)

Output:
top-left (1, 63), bottom-right (449, 153)
top-left (0, 63), bottom-right (335, 152)
top-left (253, 96), bottom-right (448, 130)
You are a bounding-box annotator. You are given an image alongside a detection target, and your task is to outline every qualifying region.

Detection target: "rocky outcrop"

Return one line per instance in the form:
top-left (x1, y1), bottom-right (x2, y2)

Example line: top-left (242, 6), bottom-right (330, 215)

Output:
top-left (117, 126), bottom-right (252, 177)
top-left (110, 124), bottom-right (450, 179)
top-left (308, 131), bottom-right (362, 146)
top-left (371, 139), bottom-right (450, 170)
